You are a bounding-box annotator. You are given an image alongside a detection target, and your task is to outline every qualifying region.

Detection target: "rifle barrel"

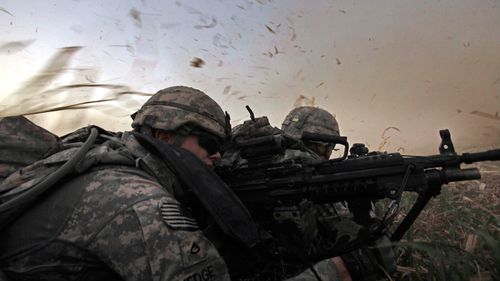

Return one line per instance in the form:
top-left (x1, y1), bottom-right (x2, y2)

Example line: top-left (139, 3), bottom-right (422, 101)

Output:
top-left (461, 149), bottom-right (500, 164)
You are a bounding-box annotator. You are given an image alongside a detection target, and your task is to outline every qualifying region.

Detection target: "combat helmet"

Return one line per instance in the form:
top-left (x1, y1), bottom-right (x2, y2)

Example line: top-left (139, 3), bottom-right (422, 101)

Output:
top-left (131, 86), bottom-right (229, 139)
top-left (281, 106), bottom-right (340, 139)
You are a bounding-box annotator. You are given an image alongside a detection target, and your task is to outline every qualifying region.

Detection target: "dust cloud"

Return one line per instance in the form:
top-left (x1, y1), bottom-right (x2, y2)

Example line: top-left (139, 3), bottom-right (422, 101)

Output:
top-left (0, 0), bottom-right (498, 155)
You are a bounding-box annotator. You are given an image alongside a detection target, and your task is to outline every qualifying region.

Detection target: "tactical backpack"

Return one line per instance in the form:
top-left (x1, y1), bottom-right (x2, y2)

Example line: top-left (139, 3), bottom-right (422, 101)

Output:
top-left (0, 116), bottom-right (100, 229)
top-left (0, 115), bottom-right (263, 250)
top-left (0, 116), bottom-right (61, 184)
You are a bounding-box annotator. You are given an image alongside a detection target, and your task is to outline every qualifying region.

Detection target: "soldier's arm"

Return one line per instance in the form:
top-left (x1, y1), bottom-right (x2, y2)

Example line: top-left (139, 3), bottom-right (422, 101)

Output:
top-left (87, 196), bottom-right (231, 281)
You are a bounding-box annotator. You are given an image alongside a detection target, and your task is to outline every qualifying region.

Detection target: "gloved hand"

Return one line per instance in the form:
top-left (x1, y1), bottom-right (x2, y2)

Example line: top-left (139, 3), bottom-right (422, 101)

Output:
top-left (340, 235), bottom-right (397, 281)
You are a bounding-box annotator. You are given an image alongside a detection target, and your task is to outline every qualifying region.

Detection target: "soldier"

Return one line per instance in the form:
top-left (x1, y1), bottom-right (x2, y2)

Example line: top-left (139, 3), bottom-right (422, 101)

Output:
top-left (281, 106), bottom-right (340, 160)
top-left (0, 86), bottom-right (350, 281)
top-left (281, 106), bottom-right (397, 281)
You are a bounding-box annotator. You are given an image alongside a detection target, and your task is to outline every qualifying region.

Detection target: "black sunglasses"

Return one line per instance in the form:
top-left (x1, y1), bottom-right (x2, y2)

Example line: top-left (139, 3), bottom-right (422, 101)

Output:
top-left (191, 131), bottom-right (222, 155)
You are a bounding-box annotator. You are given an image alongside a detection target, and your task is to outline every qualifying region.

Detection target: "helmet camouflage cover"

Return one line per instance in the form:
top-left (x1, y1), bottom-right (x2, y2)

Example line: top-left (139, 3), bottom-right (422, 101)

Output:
top-left (131, 86), bottom-right (229, 139)
top-left (281, 106), bottom-right (340, 139)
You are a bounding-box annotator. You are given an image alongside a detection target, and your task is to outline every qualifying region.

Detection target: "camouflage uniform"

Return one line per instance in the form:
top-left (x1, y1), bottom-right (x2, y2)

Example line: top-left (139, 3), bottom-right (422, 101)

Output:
top-left (219, 115), bottom-right (360, 257)
top-left (0, 131), bottom-right (230, 281)
top-left (0, 87), bottom-right (342, 281)
top-left (283, 107), bottom-right (397, 281)
top-left (282, 106), bottom-right (351, 219)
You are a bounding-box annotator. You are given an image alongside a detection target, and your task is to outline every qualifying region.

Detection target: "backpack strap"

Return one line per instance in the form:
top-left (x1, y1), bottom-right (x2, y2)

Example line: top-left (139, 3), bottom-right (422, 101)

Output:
top-left (132, 131), bottom-right (263, 249)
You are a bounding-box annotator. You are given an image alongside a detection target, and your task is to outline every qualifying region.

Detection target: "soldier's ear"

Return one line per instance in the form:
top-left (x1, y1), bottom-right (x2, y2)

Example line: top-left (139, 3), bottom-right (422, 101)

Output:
top-left (154, 130), bottom-right (175, 144)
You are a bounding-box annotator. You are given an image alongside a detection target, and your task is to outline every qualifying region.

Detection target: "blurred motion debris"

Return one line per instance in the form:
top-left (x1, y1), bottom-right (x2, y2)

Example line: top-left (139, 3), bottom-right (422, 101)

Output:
top-left (0, 46), bottom-right (151, 118)
top-left (378, 126), bottom-right (401, 151)
top-left (293, 95), bottom-right (316, 107)
top-left (0, 40), bottom-right (35, 54)
top-left (222, 85), bottom-right (231, 95)
top-left (470, 110), bottom-right (500, 121)
top-left (109, 44), bottom-right (135, 54)
top-left (265, 24), bottom-right (276, 34)
top-left (190, 57), bottom-right (205, 68)
top-left (175, 1), bottom-right (215, 30)
top-left (129, 8), bottom-right (142, 28)
top-left (0, 7), bottom-right (13, 16)
top-left (5, 46), bottom-right (83, 99)
top-left (336, 58), bottom-right (341, 65)
top-left (213, 33), bottom-right (232, 49)
top-left (194, 17), bottom-right (217, 29)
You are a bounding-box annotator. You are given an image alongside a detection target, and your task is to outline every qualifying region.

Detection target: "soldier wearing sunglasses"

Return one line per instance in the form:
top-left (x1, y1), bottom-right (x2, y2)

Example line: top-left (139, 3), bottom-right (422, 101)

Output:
top-left (0, 86), bottom-right (352, 281)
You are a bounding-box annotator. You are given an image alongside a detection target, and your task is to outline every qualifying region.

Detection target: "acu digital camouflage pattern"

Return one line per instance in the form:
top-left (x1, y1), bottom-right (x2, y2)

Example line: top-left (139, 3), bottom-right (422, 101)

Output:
top-left (281, 107), bottom-right (354, 228)
top-left (0, 130), bottom-right (231, 281)
top-left (281, 106), bottom-right (340, 140)
top-left (0, 116), bottom-right (60, 183)
top-left (131, 86), bottom-right (228, 139)
top-left (220, 116), bottom-right (321, 169)
top-left (0, 126), bottom-right (344, 281)
top-left (231, 116), bottom-right (281, 142)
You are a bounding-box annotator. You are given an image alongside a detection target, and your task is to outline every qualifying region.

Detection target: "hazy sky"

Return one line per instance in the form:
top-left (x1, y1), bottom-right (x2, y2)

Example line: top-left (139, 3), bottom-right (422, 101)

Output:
top-left (0, 0), bottom-right (499, 154)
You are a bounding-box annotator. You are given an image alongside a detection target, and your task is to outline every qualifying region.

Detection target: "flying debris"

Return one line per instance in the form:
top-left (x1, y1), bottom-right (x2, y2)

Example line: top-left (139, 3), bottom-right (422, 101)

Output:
top-left (109, 44), bottom-right (135, 54)
top-left (190, 57), bottom-right (206, 68)
top-left (222, 86), bottom-right (231, 95)
top-left (0, 40), bottom-right (35, 54)
top-left (378, 127), bottom-right (401, 151)
top-left (0, 7), bottom-right (13, 17)
top-left (316, 82), bottom-right (325, 88)
top-left (262, 51), bottom-right (273, 58)
top-left (129, 8), bottom-right (142, 28)
top-left (294, 69), bottom-right (303, 78)
top-left (0, 46), bottom-right (152, 119)
top-left (213, 33), bottom-right (232, 49)
top-left (265, 25), bottom-right (275, 34)
top-left (293, 95), bottom-right (316, 107)
top-left (470, 110), bottom-right (500, 121)
top-left (194, 17), bottom-right (217, 29)
top-left (336, 58), bottom-right (341, 65)
top-left (382, 126), bottom-right (401, 135)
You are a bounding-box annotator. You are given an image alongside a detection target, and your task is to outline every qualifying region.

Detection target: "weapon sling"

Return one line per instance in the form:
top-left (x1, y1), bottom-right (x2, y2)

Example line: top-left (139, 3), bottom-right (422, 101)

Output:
top-left (133, 132), bottom-right (262, 248)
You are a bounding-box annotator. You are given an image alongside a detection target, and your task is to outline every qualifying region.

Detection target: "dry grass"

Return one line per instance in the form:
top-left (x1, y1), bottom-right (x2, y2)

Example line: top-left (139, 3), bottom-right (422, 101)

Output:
top-left (394, 162), bottom-right (500, 281)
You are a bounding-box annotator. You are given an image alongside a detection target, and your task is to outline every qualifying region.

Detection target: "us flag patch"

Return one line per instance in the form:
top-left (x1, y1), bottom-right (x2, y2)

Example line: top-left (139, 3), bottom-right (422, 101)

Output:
top-left (159, 199), bottom-right (199, 231)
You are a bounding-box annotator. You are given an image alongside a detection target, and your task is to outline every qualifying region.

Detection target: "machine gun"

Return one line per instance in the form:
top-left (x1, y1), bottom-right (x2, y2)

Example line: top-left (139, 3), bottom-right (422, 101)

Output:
top-left (216, 128), bottom-right (500, 278)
